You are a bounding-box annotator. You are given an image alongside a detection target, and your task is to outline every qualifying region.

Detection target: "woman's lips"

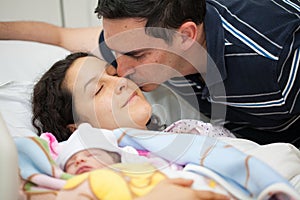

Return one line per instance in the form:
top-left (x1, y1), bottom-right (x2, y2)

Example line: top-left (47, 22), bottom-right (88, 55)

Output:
top-left (122, 91), bottom-right (138, 107)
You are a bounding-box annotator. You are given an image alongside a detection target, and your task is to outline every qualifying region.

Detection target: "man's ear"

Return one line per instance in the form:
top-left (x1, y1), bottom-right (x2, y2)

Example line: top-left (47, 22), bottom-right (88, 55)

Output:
top-left (66, 124), bottom-right (77, 133)
top-left (178, 21), bottom-right (198, 50)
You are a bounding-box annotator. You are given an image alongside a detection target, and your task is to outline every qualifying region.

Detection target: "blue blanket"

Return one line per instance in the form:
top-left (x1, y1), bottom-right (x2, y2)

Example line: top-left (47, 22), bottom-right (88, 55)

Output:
top-left (112, 127), bottom-right (300, 199)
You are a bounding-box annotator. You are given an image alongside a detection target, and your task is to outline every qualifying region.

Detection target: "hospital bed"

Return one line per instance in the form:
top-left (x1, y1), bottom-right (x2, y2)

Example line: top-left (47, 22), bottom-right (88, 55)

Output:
top-left (0, 40), bottom-right (300, 199)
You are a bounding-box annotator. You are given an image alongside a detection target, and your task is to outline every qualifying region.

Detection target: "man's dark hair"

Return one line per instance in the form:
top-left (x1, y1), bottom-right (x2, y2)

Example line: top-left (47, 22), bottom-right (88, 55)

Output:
top-left (95, 0), bottom-right (206, 43)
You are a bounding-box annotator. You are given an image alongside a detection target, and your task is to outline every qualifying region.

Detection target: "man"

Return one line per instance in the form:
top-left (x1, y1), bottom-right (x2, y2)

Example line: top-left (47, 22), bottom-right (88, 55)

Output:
top-left (95, 0), bottom-right (300, 146)
top-left (1, 0), bottom-right (300, 146)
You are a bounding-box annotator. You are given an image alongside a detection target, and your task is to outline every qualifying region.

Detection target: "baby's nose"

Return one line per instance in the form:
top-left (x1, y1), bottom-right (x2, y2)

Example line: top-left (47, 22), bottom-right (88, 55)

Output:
top-left (75, 158), bottom-right (86, 165)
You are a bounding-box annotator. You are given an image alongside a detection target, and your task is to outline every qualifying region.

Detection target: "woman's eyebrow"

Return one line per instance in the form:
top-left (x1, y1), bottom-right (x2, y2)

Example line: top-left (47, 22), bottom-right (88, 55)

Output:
top-left (84, 76), bottom-right (97, 92)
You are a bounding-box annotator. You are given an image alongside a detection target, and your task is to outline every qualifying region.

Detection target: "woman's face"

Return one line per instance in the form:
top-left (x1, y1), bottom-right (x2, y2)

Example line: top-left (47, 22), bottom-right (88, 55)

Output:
top-left (64, 56), bottom-right (152, 130)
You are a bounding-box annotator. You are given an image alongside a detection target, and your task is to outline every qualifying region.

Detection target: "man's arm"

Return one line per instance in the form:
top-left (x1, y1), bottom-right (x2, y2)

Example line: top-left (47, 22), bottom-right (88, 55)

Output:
top-left (0, 21), bottom-right (102, 57)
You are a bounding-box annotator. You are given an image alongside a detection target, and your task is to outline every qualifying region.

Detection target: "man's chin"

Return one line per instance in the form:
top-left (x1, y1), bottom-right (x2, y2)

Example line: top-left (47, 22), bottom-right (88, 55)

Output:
top-left (140, 84), bottom-right (159, 92)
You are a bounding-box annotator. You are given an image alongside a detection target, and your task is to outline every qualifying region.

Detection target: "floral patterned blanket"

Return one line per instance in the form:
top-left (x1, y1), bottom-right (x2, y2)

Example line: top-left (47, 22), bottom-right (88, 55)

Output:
top-left (14, 123), bottom-right (300, 200)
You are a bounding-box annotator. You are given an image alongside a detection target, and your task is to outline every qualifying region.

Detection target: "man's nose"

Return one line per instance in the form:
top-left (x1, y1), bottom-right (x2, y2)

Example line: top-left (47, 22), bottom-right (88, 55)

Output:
top-left (116, 56), bottom-right (137, 77)
top-left (106, 65), bottom-right (117, 76)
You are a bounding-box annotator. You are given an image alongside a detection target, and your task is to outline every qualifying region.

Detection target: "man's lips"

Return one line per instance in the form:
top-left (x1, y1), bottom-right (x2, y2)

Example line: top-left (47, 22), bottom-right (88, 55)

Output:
top-left (122, 91), bottom-right (138, 107)
top-left (75, 166), bottom-right (93, 174)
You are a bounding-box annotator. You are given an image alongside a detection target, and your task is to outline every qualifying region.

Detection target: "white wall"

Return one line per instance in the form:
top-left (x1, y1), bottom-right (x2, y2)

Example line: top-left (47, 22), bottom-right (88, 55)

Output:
top-left (0, 0), bottom-right (62, 26)
top-left (63, 0), bottom-right (101, 27)
top-left (0, 0), bottom-right (100, 27)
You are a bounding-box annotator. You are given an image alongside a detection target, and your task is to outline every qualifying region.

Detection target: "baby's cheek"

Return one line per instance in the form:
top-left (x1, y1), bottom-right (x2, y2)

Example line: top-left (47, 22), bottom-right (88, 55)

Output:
top-left (65, 165), bottom-right (75, 174)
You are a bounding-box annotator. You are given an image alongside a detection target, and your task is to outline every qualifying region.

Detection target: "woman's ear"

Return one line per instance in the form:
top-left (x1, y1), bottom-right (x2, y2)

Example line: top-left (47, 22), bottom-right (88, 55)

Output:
top-left (66, 124), bottom-right (77, 133)
top-left (178, 21), bottom-right (198, 50)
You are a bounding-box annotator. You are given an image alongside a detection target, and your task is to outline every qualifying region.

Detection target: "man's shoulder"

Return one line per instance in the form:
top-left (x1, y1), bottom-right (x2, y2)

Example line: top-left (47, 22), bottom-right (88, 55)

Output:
top-left (210, 0), bottom-right (300, 26)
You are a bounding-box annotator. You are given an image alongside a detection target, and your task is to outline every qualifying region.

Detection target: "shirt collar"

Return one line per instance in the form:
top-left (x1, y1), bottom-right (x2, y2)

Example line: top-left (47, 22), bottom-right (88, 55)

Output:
top-left (204, 3), bottom-right (227, 87)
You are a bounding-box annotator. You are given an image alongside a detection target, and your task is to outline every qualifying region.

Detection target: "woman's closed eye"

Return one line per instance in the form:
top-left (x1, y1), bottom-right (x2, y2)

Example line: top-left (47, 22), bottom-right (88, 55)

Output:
top-left (95, 85), bottom-right (104, 96)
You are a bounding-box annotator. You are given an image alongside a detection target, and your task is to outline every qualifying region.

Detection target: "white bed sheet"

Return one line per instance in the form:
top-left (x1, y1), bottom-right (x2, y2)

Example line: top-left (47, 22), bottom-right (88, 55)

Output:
top-left (0, 40), bottom-right (70, 136)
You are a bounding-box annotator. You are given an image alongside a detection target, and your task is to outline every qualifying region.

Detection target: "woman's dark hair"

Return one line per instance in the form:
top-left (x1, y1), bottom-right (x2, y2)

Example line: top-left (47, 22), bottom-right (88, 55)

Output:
top-left (32, 52), bottom-right (165, 142)
top-left (32, 52), bottom-right (92, 142)
top-left (95, 0), bottom-right (206, 43)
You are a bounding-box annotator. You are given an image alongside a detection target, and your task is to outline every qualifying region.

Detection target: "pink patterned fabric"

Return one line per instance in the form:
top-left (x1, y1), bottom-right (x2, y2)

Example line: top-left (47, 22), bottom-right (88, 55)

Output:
top-left (164, 119), bottom-right (236, 138)
top-left (137, 120), bottom-right (235, 158)
top-left (40, 132), bottom-right (63, 160)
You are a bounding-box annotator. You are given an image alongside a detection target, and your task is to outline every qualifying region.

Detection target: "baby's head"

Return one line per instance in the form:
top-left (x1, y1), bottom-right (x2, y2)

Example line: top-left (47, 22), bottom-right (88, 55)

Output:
top-left (64, 148), bottom-right (121, 175)
top-left (56, 123), bottom-right (122, 174)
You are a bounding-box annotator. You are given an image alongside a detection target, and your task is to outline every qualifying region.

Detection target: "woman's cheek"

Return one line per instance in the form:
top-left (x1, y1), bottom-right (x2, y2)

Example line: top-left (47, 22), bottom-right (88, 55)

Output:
top-left (95, 97), bottom-right (117, 128)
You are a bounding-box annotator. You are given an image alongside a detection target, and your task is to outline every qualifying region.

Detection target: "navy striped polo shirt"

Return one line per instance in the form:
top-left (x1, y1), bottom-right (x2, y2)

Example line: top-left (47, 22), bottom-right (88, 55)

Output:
top-left (166, 0), bottom-right (300, 146)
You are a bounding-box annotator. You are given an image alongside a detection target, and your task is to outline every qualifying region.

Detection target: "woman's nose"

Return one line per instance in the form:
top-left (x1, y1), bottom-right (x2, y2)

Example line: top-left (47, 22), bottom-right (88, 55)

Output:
top-left (115, 77), bottom-right (128, 94)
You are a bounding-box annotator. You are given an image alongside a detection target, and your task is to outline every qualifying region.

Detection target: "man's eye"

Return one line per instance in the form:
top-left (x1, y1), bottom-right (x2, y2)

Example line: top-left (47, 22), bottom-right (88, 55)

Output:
top-left (125, 52), bottom-right (144, 59)
top-left (95, 85), bottom-right (103, 95)
top-left (134, 56), bottom-right (143, 60)
top-left (132, 54), bottom-right (144, 59)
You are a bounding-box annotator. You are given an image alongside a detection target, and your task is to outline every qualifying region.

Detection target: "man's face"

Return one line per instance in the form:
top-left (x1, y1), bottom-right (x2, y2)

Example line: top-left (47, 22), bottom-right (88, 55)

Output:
top-left (102, 18), bottom-right (189, 92)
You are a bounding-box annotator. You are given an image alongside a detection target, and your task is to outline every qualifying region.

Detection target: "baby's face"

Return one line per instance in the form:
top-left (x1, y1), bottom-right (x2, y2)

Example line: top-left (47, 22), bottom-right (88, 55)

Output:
top-left (65, 149), bottom-right (117, 175)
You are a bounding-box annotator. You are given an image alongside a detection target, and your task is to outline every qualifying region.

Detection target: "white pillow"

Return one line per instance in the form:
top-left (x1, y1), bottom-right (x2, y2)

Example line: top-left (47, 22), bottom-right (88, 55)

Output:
top-left (0, 40), bottom-right (70, 84)
top-left (0, 81), bottom-right (35, 136)
top-left (0, 40), bottom-right (70, 136)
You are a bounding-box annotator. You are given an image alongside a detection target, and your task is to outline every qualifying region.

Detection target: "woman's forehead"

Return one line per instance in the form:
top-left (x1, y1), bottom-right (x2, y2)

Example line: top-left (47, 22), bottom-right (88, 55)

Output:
top-left (64, 56), bottom-right (108, 91)
top-left (70, 57), bottom-right (108, 81)
top-left (76, 56), bottom-right (108, 71)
